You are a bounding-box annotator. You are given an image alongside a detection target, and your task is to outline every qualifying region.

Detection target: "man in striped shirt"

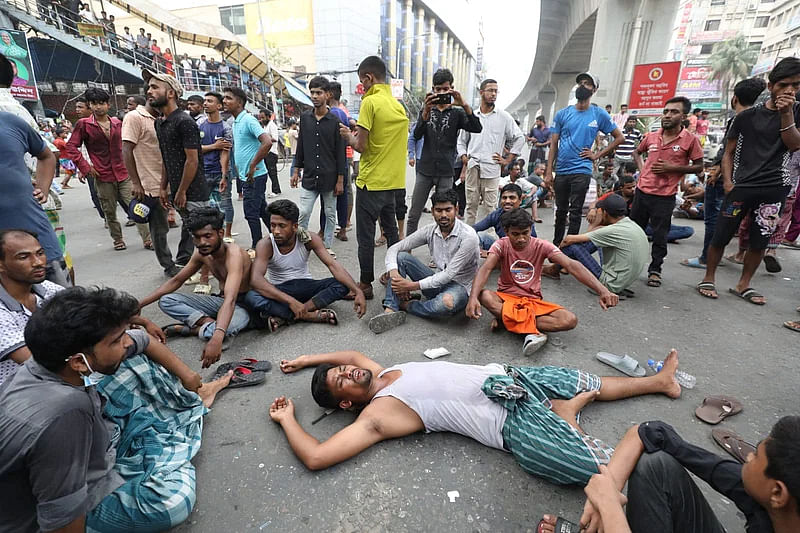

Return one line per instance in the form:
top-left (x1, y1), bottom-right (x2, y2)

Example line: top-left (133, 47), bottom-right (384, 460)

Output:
top-left (613, 116), bottom-right (642, 171)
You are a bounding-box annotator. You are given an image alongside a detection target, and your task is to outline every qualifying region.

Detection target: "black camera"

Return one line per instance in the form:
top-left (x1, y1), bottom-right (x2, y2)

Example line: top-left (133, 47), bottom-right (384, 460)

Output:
top-left (435, 93), bottom-right (451, 105)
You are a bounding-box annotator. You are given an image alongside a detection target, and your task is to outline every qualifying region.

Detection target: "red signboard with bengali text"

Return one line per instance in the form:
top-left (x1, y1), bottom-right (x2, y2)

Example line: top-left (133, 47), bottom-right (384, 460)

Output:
top-left (628, 61), bottom-right (681, 116)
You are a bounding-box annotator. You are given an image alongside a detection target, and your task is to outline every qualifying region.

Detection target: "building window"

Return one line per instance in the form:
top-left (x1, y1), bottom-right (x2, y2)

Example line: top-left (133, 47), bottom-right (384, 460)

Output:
top-left (700, 43), bottom-right (715, 54)
top-left (704, 19), bottom-right (721, 31)
top-left (749, 40), bottom-right (763, 50)
top-left (710, 0), bottom-right (725, 5)
top-left (754, 15), bottom-right (770, 27)
top-left (219, 5), bottom-right (246, 35)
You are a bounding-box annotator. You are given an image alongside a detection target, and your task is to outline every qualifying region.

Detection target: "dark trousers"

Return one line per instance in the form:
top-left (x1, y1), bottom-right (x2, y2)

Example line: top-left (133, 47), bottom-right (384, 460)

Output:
top-left (553, 173), bottom-right (591, 246)
top-left (243, 174), bottom-right (270, 248)
top-left (244, 278), bottom-right (349, 321)
top-left (266, 152), bottom-right (281, 194)
top-left (454, 164), bottom-right (466, 217)
top-left (630, 189), bottom-right (675, 274)
top-left (175, 201), bottom-right (207, 265)
top-left (700, 180), bottom-right (725, 263)
top-left (147, 198), bottom-right (176, 273)
top-left (407, 170), bottom-right (453, 235)
top-left (627, 451), bottom-right (726, 533)
top-left (86, 176), bottom-right (105, 219)
top-left (356, 186), bottom-right (399, 284)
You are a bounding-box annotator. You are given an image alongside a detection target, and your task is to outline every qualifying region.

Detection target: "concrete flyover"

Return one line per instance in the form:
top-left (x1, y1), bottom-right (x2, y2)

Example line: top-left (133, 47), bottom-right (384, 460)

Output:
top-left (507, 0), bottom-right (679, 127)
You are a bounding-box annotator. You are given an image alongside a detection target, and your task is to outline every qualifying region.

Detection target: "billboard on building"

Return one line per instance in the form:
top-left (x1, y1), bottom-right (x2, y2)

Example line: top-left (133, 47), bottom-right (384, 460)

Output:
top-left (244, 0), bottom-right (314, 48)
top-left (628, 61), bottom-right (681, 116)
top-left (676, 65), bottom-right (721, 101)
top-left (0, 28), bottom-right (38, 100)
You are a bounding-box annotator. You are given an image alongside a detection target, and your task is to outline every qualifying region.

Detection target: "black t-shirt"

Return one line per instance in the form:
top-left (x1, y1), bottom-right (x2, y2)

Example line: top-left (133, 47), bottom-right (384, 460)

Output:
top-left (155, 108), bottom-right (208, 202)
top-left (726, 102), bottom-right (800, 188)
top-left (639, 421), bottom-right (773, 533)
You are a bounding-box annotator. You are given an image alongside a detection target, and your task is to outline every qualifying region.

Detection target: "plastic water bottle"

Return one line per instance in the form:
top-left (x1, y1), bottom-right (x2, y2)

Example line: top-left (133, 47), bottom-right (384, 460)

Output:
top-left (647, 359), bottom-right (696, 389)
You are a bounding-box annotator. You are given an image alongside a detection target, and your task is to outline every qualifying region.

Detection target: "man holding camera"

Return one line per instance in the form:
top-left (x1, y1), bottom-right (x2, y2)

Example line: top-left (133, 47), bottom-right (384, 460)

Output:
top-left (406, 68), bottom-right (483, 235)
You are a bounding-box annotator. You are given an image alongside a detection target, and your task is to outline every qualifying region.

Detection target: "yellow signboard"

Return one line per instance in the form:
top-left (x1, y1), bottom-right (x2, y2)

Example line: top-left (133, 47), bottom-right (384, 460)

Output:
top-left (77, 23), bottom-right (106, 37)
top-left (244, 0), bottom-right (314, 48)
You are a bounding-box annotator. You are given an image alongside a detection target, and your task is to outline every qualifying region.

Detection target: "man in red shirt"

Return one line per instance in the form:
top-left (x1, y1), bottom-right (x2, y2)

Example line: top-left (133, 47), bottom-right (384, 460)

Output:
top-left (65, 88), bottom-right (150, 251)
top-left (466, 208), bottom-right (617, 355)
top-left (632, 97), bottom-right (703, 287)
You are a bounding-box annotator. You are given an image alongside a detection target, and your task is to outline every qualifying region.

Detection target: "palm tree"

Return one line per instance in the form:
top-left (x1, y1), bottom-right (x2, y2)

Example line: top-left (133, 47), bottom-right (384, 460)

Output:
top-left (708, 35), bottom-right (758, 111)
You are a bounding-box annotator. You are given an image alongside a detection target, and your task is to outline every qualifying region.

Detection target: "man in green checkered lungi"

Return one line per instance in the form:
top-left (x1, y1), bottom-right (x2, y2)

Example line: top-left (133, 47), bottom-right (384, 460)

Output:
top-left (270, 349), bottom-right (683, 485)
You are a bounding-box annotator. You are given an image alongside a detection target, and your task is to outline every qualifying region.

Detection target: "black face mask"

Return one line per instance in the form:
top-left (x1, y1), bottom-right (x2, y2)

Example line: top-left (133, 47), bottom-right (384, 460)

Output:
top-left (575, 86), bottom-right (593, 101)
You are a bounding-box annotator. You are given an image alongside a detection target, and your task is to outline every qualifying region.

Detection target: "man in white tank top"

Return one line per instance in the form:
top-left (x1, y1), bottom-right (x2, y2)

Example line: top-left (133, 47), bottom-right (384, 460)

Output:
top-left (244, 200), bottom-right (366, 331)
top-left (268, 348), bottom-right (684, 486)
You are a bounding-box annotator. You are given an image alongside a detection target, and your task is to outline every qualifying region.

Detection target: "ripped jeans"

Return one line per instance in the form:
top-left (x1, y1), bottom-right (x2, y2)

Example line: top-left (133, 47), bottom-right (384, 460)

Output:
top-left (382, 252), bottom-right (469, 318)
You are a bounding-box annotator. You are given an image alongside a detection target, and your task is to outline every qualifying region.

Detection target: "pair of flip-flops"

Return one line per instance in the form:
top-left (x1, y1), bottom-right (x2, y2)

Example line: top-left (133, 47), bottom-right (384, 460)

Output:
top-left (595, 352), bottom-right (646, 377)
top-left (695, 395), bottom-right (743, 424)
top-left (211, 358), bottom-right (272, 388)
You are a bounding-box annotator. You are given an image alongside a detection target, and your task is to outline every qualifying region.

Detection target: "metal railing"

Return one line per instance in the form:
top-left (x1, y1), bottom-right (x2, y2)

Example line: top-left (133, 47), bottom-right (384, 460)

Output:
top-left (2, 0), bottom-right (275, 106)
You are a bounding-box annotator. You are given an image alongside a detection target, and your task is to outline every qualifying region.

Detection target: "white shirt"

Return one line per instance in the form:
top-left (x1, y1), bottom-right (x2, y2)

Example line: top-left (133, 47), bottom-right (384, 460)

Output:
top-left (457, 107), bottom-right (525, 179)
top-left (197, 60), bottom-right (207, 74)
top-left (498, 176), bottom-right (534, 195)
top-left (266, 120), bottom-right (279, 155)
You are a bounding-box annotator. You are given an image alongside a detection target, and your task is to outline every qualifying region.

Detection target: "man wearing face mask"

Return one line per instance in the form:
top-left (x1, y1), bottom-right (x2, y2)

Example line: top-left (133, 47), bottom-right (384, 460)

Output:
top-left (545, 72), bottom-right (624, 247)
top-left (0, 286), bottom-right (232, 532)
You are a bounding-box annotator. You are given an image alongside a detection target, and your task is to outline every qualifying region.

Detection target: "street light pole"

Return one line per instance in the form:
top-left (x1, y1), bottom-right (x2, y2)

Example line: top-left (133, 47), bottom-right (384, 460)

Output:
top-left (256, 0), bottom-right (279, 122)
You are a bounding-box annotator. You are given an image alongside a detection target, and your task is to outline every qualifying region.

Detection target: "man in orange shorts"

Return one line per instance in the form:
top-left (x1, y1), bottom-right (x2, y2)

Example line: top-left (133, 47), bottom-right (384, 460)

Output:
top-left (467, 208), bottom-right (618, 355)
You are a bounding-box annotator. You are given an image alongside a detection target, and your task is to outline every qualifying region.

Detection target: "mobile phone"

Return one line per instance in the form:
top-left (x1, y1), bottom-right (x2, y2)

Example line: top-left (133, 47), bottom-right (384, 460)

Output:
top-left (435, 93), bottom-right (451, 105)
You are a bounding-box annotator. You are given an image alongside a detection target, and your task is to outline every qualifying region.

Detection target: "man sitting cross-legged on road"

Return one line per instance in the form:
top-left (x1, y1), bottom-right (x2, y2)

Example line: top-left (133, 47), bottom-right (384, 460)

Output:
top-left (244, 199), bottom-right (366, 331)
top-left (559, 193), bottom-right (649, 298)
top-left (0, 286), bottom-right (231, 533)
top-left (140, 207), bottom-right (253, 368)
top-left (268, 348), bottom-right (683, 486)
top-left (467, 208), bottom-right (618, 355)
top-left (368, 189), bottom-right (479, 333)
top-left (472, 183), bottom-right (536, 255)
top-left (542, 417), bottom-right (800, 533)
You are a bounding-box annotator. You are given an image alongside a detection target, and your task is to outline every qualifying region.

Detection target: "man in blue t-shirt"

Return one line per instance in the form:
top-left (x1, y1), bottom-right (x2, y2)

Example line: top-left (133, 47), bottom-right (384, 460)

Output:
top-left (0, 111), bottom-right (67, 287)
top-left (199, 91), bottom-right (234, 238)
top-left (545, 72), bottom-right (623, 246)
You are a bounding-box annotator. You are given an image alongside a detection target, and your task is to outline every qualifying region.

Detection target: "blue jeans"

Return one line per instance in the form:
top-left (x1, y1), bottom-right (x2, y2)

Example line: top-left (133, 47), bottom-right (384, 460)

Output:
top-left (479, 233), bottom-right (496, 251)
top-left (206, 172), bottom-right (234, 224)
top-left (158, 293), bottom-right (251, 338)
top-left (701, 180), bottom-right (725, 263)
top-left (298, 186), bottom-right (336, 248)
top-left (645, 224), bottom-right (694, 243)
top-left (243, 278), bottom-right (349, 321)
top-left (242, 174), bottom-right (269, 247)
top-left (561, 242), bottom-right (602, 278)
top-left (383, 252), bottom-right (469, 318)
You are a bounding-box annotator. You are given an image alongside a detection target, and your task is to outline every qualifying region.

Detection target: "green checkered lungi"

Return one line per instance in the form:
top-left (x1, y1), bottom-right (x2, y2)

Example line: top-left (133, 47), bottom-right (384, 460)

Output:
top-left (86, 355), bottom-right (207, 532)
top-left (482, 365), bottom-right (614, 486)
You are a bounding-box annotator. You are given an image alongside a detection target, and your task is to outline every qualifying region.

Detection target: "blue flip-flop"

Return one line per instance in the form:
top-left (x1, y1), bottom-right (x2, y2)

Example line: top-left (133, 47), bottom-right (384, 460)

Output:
top-left (680, 257), bottom-right (706, 269)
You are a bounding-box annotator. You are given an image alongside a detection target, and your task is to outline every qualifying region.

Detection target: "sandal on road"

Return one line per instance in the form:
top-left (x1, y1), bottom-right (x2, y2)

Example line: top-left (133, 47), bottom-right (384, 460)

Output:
top-left (697, 281), bottom-right (718, 299)
top-left (162, 323), bottom-right (192, 337)
top-left (695, 395), bottom-right (743, 425)
top-left (596, 352), bottom-right (646, 377)
top-left (227, 366), bottom-right (267, 389)
top-left (647, 272), bottom-right (662, 287)
top-left (265, 315), bottom-right (287, 333)
top-left (728, 287), bottom-right (766, 305)
top-left (712, 428), bottom-right (756, 464)
top-left (783, 320), bottom-right (800, 333)
top-left (680, 256), bottom-right (706, 269)
top-left (212, 358), bottom-right (272, 380)
top-left (725, 253), bottom-right (744, 264)
top-left (143, 240), bottom-right (153, 250)
top-left (113, 240), bottom-right (127, 251)
top-left (368, 311), bottom-right (406, 334)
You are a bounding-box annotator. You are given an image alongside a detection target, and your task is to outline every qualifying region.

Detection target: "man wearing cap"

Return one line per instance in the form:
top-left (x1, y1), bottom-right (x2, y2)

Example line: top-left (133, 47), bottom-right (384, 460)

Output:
top-left (144, 70), bottom-right (209, 267)
top-left (559, 193), bottom-right (649, 297)
top-left (545, 72), bottom-right (623, 247)
top-left (122, 92), bottom-right (182, 277)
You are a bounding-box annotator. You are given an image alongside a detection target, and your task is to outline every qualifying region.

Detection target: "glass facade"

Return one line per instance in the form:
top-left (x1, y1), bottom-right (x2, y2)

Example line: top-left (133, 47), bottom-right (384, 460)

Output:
top-left (219, 5), bottom-right (246, 35)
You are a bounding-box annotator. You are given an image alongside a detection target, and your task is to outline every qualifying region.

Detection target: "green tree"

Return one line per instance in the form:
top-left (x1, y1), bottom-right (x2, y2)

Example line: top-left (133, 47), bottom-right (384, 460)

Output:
top-left (266, 40), bottom-right (290, 69)
top-left (708, 35), bottom-right (758, 111)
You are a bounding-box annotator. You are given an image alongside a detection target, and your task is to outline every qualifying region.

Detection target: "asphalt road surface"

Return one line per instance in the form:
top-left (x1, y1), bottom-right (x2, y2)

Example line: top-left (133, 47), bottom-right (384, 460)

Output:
top-left (57, 165), bottom-right (798, 532)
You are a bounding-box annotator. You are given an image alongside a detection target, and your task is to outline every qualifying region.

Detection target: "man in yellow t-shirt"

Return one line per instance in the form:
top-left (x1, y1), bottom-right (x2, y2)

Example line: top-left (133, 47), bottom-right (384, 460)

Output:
top-left (339, 55), bottom-right (409, 299)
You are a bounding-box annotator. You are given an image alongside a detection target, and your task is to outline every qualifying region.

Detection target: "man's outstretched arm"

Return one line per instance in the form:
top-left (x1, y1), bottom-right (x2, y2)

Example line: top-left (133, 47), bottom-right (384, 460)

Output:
top-left (279, 351), bottom-right (383, 376)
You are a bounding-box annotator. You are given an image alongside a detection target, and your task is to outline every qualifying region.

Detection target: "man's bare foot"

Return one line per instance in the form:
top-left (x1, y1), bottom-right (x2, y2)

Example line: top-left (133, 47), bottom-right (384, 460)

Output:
top-left (551, 390), bottom-right (599, 433)
top-left (658, 349), bottom-right (682, 399)
top-left (197, 370), bottom-right (233, 407)
top-left (490, 318), bottom-right (503, 332)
